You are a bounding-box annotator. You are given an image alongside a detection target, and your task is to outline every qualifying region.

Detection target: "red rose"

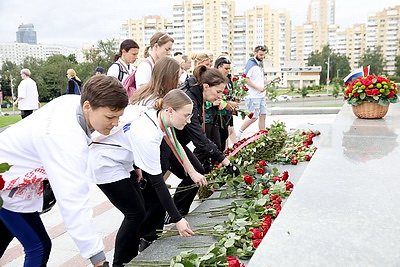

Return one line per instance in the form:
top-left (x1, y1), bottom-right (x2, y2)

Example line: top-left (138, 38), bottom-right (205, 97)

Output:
top-left (272, 176), bottom-right (281, 183)
top-left (263, 214), bottom-right (272, 223)
top-left (250, 228), bottom-right (264, 239)
top-left (281, 171), bottom-right (289, 181)
top-left (232, 77), bottom-right (239, 82)
top-left (0, 174), bottom-right (5, 190)
top-left (305, 155), bottom-right (311, 161)
top-left (291, 159), bottom-right (298, 165)
top-left (285, 181), bottom-right (294, 190)
top-left (243, 86), bottom-right (249, 91)
top-left (242, 74), bottom-right (247, 78)
top-left (261, 223), bottom-right (270, 234)
top-left (258, 160), bottom-right (267, 167)
top-left (252, 239), bottom-right (262, 248)
top-left (261, 188), bottom-right (269, 195)
top-left (223, 88), bottom-right (230, 95)
top-left (226, 256), bottom-right (242, 267)
top-left (243, 175), bottom-right (253, 185)
top-left (248, 112), bottom-right (254, 119)
top-left (256, 167), bottom-right (264, 174)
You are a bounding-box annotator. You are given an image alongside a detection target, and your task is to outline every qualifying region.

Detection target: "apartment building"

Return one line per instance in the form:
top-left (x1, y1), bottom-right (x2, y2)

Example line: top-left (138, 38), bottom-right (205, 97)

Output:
top-left (0, 42), bottom-right (84, 65)
top-left (120, 15), bottom-right (173, 59)
top-left (366, 6), bottom-right (400, 74)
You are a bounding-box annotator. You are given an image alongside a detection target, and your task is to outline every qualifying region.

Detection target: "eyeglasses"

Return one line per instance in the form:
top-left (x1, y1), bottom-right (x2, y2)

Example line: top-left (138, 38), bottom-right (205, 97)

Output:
top-left (173, 108), bottom-right (193, 121)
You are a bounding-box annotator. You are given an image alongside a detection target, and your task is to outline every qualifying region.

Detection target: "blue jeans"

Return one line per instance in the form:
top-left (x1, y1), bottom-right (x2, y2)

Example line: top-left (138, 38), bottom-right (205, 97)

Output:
top-left (0, 208), bottom-right (51, 267)
top-left (245, 97), bottom-right (267, 118)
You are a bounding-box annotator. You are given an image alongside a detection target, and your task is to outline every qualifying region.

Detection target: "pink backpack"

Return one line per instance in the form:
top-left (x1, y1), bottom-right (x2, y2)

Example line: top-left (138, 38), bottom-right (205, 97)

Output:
top-left (122, 59), bottom-right (152, 98)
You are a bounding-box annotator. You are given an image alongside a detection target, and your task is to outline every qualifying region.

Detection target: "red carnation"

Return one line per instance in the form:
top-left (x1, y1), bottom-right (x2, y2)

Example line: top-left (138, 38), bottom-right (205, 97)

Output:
top-left (243, 175), bottom-right (253, 185)
top-left (0, 175), bottom-right (5, 190)
top-left (258, 160), bottom-right (267, 167)
top-left (248, 112), bottom-right (254, 119)
top-left (256, 167), bottom-right (264, 174)
top-left (261, 188), bottom-right (269, 195)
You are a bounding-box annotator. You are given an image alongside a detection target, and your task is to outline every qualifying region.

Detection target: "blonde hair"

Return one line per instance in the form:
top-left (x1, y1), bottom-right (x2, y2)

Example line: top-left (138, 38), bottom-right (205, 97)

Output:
top-left (190, 53), bottom-right (212, 67)
top-left (173, 55), bottom-right (185, 65)
top-left (67, 68), bottom-right (81, 82)
top-left (152, 89), bottom-right (192, 111)
top-left (130, 57), bottom-right (180, 106)
top-left (144, 32), bottom-right (174, 58)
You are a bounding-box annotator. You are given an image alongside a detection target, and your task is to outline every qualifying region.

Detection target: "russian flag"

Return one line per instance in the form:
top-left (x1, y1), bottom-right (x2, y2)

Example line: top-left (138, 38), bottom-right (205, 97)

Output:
top-left (343, 67), bottom-right (363, 85)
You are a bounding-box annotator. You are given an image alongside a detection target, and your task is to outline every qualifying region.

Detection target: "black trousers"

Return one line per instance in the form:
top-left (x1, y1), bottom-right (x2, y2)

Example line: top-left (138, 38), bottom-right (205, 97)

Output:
top-left (0, 219), bottom-right (15, 257)
top-left (20, 110), bottom-right (33, 119)
top-left (142, 140), bottom-right (205, 242)
top-left (98, 173), bottom-right (145, 267)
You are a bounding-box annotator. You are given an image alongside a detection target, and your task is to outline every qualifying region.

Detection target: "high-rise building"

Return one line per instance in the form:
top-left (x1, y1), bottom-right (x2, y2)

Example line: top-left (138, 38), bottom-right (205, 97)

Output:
top-left (120, 15), bottom-right (173, 59)
top-left (366, 5), bottom-right (400, 74)
top-left (243, 6), bottom-right (291, 69)
top-left (307, 0), bottom-right (335, 25)
top-left (16, 23), bottom-right (37, 45)
top-left (172, 0), bottom-right (235, 58)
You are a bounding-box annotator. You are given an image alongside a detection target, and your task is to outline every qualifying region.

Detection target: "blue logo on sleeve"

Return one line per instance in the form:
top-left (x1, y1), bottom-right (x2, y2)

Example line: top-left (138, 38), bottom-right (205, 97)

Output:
top-left (123, 123), bottom-right (131, 133)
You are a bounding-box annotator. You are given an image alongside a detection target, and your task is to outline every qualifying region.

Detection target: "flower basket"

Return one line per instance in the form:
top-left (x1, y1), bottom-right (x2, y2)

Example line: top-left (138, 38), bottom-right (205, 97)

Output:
top-left (351, 101), bottom-right (389, 119)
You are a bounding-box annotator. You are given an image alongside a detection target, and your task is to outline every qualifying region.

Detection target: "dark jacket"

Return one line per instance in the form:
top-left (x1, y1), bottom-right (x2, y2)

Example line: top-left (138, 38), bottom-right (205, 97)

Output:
top-left (175, 78), bottom-right (226, 163)
top-left (66, 78), bottom-right (82, 95)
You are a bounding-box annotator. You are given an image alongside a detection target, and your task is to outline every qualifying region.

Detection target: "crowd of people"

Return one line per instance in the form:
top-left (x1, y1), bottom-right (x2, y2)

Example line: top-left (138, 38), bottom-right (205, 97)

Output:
top-left (0, 31), bottom-right (268, 267)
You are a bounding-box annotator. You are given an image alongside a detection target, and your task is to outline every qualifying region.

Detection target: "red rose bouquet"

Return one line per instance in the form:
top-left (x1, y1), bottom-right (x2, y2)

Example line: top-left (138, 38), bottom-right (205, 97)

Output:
top-left (0, 163), bottom-right (12, 209)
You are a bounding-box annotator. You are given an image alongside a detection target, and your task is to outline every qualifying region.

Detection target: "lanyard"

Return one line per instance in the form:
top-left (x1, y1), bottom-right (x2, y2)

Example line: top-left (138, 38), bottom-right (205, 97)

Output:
top-left (159, 114), bottom-right (185, 166)
top-left (117, 58), bottom-right (130, 74)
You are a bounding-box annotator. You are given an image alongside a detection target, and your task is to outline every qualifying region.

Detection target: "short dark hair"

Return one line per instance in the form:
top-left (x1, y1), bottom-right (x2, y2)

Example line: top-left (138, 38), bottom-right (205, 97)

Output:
top-left (81, 75), bottom-right (128, 111)
top-left (214, 57), bottom-right (231, 68)
top-left (254, 45), bottom-right (267, 52)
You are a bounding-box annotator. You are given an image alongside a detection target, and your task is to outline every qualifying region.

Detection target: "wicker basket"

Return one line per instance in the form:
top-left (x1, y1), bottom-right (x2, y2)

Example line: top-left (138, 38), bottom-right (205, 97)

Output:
top-left (351, 102), bottom-right (389, 119)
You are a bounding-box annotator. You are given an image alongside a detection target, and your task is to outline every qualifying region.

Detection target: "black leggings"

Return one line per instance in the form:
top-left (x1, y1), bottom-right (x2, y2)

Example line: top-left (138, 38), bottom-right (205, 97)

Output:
top-left (141, 140), bottom-right (205, 242)
top-left (98, 173), bottom-right (145, 266)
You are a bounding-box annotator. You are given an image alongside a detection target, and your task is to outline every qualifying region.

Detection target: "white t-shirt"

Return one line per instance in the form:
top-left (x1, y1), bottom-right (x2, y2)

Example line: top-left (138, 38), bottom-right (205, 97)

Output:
top-left (134, 57), bottom-right (155, 90)
top-left (107, 59), bottom-right (132, 83)
top-left (246, 65), bottom-right (265, 98)
top-left (88, 107), bottom-right (164, 185)
top-left (17, 77), bottom-right (39, 110)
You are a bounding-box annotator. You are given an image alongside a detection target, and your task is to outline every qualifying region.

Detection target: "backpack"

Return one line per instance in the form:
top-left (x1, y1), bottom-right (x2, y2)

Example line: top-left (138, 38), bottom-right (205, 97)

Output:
top-left (119, 59), bottom-right (152, 99)
top-left (66, 79), bottom-right (82, 95)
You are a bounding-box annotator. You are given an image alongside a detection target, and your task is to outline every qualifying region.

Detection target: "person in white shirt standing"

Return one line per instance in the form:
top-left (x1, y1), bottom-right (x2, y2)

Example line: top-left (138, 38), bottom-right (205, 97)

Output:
top-left (236, 45), bottom-right (268, 139)
top-left (13, 68), bottom-right (39, 119)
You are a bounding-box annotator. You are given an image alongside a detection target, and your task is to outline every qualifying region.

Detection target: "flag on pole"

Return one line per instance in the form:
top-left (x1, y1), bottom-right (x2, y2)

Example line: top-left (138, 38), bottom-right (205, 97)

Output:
top-left (343, 67), bottom-right (363, 85)
top-left (363, 65), bottom-right (370, 76)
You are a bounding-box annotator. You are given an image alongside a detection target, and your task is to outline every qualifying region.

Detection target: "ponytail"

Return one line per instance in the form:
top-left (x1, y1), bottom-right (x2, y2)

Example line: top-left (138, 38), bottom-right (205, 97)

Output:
top-left (144, 46), bottom-right (151, 58)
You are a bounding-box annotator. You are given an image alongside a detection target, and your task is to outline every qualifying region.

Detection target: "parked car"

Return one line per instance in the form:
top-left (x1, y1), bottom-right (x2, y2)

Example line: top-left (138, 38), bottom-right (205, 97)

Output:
top-left (272, 95), bottom-right (292, 102)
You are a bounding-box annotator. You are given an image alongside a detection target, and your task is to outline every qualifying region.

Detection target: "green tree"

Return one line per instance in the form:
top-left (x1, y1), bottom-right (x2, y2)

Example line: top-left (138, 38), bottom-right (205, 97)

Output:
top-left (0, 61), bottom-right (20, 97)
top-left (395, 55), bottom-right (400, 77)
top-left (307, 45), bottom-right (350, 85)
top-left (358, 46), bottom-right (385, 75)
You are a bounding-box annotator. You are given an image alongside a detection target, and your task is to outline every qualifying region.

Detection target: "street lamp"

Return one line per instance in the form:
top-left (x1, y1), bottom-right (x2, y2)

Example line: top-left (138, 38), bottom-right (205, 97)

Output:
top-left (325, 55), bottom-right (330, 93)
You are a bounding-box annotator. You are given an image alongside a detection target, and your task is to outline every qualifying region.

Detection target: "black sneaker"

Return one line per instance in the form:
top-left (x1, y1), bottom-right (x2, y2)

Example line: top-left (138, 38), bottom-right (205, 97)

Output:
top-left (138, 238), bottom-right (153, 252)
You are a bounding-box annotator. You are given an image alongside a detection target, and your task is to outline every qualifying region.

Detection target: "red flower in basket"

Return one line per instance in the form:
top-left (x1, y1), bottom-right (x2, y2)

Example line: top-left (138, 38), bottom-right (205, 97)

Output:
top-left (226, 256), bottom-right (244, 267)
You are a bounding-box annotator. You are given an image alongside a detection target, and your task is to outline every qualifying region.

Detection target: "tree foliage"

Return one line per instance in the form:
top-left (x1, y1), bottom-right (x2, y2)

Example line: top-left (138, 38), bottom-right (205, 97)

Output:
top-left (358, 46), bottom-right (385, 75)
top-left (307, 45), bottom-right (350, 85)
top-left (395, 55), bottom-right (400, 77)
top-left (0, 39), bottom-right (118, 101)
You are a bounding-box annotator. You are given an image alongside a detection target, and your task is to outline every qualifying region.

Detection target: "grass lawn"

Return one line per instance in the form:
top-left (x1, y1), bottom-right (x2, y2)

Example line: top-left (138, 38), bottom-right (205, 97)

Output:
top-left (0, 115), bottom-right (21, 128)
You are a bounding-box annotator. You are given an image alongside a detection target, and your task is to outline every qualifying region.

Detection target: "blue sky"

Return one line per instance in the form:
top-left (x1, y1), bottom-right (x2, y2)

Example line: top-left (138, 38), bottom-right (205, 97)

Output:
top-left (0, 0), bottom-right (398, 47)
